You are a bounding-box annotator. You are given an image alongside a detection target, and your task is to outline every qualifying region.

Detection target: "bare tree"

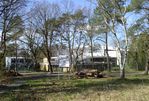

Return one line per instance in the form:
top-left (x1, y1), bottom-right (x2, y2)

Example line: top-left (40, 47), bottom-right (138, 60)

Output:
top-left (29, 1), bottom-right (61, 73)
top-left (0, 0), bottom-right (26, 69)
top-left (21, 19), bottom-right (43, 71)
top-left (59, 7), bottom-right (86, 72)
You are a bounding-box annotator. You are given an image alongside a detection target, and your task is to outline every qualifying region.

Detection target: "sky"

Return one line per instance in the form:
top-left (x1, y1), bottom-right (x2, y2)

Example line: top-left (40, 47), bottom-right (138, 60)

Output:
top-left (1, 0), bottom-right (143, 48)
top-left (29, 0), bottom-right (139, 26)
top-left (29, 0), bottom-right (96, 9)
top-left (49, 0), bottom-right (88, 6)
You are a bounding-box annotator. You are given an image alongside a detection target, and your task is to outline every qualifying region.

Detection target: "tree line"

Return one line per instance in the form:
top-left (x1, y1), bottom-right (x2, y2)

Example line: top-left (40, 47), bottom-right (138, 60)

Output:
top-left (0, 0), bottom-right (148, 79)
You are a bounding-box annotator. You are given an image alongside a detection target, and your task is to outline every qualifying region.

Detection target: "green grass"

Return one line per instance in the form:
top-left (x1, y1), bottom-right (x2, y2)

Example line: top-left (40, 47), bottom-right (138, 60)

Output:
top-left (1, 74), bottom-right (149, 101)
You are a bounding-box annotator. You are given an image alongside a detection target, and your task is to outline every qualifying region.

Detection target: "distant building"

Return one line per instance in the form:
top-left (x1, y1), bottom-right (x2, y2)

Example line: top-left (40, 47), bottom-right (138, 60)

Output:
top-left (5, 57), bottom-right (34, 70)
top-left (76, 45), bottom-right (119, 64)
top-left (5, 46), bottom-right (122, 72)
top-left (40, 45), bottom-right (121, 72)
top-left (40, 55), bottom-right (70, 72)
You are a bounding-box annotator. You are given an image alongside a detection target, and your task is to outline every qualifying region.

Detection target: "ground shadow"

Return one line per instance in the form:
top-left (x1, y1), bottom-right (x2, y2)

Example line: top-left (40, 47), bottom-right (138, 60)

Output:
top-left (1, 74), bottom-right (149, 101)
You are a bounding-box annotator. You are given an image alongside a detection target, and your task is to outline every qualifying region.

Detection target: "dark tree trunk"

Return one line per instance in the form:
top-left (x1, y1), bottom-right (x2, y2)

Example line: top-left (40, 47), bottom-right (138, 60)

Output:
top-left (15, 39), bottom-right (18, 72)
top-left (105, 32), bottom-right (111, 72)
top-left (44, 30), bottom-right (53, 73)
top-left (48, 59), bottom-right (53, 73)
top-left (0, 23), bottom-right (7, 70)
top-left (68, 33), bottom-right (73, 72)
top-left (90, 37), bottom-right (94, 69)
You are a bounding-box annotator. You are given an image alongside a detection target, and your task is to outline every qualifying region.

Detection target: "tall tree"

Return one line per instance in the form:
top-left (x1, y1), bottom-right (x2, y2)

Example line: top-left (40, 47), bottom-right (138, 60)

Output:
top-left (0, 0), bottom-right (26, 70)
top-left (29, 1), bottom-right (61, 73)
top-left (9, 15), bottom-right (24, 72)
top-left (93, 9), bottom-right (111, 72)
top-left (21, 19), bottom-right (42, 71)
top-left (94, 0), bottom-right (132, 79)
top-left (71, 9), bottom-right (86, 71)
top-left (127, 0), bottom-right (149, 73)
top-left (58, 9), bottom-right (86, 72)
top-left (84, 7), bottom-right (98, 69)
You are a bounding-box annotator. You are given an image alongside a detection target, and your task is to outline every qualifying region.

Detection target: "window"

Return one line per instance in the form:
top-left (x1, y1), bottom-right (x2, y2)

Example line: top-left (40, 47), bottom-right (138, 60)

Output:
top-left (91, 57), bottom-right (106, 62)
top-left (19, 59), bottom-right (24, 63)
top-left (11, 59), bottom-right (16, 63)
top-left (51, 59), bottom-right (56, 61)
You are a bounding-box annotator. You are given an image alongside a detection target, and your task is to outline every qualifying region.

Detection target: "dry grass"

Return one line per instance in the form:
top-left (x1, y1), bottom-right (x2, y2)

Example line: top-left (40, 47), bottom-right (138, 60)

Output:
top-left (45, 85), bottom-right (149, 101)
top-left (1, 74), bottom-right (149, 101)
top-left (44, 79), bottom-right (149, 101)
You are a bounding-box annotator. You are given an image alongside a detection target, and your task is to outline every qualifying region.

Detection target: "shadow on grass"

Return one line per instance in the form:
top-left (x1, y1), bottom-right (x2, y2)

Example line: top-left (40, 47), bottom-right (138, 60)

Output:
top-left (75, 78), bottom-right (149, 91)
top-left (1, 75), bottom-right (149, 101)
top-left (2, 77), bottom-right (149, 92)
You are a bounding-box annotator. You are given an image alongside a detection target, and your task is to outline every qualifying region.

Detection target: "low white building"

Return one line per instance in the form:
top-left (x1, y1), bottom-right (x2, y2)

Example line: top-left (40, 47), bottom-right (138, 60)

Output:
top-left (40, 55), bottom-right (70, 72)
top-left (40, 45), bottom-right (121, 71)
top-left (5, 57), bottom-right (33, 70)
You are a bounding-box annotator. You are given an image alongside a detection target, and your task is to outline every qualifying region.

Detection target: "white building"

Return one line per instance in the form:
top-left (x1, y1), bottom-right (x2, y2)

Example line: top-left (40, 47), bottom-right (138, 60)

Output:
top-left (40, 45), bottom-right (120, 71)
top-left (5, 57), bottom-right (33, 70)
top-left (40, 55), bottom-right (70, 72)
top-left (82, 46), bottom-right (117, 58)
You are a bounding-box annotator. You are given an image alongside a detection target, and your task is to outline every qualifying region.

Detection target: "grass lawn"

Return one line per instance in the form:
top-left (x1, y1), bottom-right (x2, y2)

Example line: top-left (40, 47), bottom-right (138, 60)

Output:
top-left (1, 73), bottom-right (149, 101)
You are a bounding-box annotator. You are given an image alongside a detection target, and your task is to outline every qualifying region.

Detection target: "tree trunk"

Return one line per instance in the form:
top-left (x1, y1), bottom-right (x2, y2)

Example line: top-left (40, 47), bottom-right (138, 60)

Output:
top-left (135, 52), bottom-right (139, 71)
top-left (81, 48), bottom-right (84, 71)
top-left (118, 48), bottom-right (125, 79)
top-left (120, 67), bottom-right (125, 79)
top-left (68, 33), bottom-right (73, 72)
top-left (144, 59), bottom-right (149, 75)
top-left (105, 32), bottom-right (111, 72)
top-left (45, 44), bottom-right (53, 73)
top-left (48, 58), bottom-right (53, 73)
top-left (15, 39), bottom-right (18, 72)
top-left (47, 46), bottom-right (53, 73)
top-left (106, 50), bottom-right (110, 71)
top-left (81, 42), bottom-right (85, 71)
top-left (144, 48), bottom-right (149, 75)
top-left (44, 29), bottom-right (53, 73)
top-left (0, 19), bottom-right (7, 70)
top-left (90, 37), bottom-right (94, 69)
